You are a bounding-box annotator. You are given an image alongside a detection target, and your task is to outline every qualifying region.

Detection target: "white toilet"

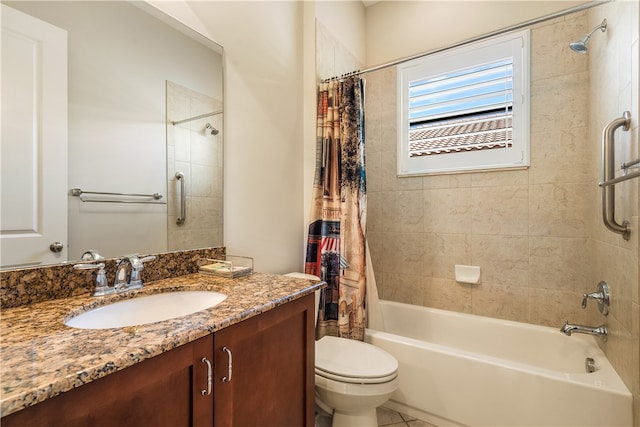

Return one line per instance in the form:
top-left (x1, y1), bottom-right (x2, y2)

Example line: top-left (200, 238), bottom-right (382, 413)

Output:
top-left (285, 273), bottom-right (399, 427)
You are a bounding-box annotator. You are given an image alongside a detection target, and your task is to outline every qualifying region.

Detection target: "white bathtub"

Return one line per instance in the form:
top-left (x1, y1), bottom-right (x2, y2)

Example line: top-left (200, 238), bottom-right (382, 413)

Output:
top-left (365, 300), bottom-right (632, 427)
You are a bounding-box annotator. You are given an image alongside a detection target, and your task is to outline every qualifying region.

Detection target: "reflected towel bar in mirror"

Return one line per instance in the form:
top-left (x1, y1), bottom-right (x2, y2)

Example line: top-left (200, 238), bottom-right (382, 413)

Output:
top-left (172, 110), bottom-right (223, 126)
top-left (70, 188), bottom-right (166, 204)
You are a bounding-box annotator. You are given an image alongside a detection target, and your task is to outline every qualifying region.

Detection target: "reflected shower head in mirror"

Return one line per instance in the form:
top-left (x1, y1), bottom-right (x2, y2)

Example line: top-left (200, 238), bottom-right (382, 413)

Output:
top-left (205, 123), bottom-right (219, 135)
top-left (569, 18), bottom-right (607, 53)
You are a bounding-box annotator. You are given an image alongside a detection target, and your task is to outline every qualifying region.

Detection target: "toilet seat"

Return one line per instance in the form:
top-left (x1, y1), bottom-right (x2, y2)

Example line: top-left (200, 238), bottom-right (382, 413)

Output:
top-left (315, 336), bottom-right (398, 384)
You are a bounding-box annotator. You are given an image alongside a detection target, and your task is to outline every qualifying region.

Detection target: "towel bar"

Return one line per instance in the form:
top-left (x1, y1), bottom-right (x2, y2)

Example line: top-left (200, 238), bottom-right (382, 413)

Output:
top-left (70, 188), bottom-right (166, 204)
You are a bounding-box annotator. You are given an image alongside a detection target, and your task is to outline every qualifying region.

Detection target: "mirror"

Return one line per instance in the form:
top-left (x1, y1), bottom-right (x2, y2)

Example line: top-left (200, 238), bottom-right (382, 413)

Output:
top-left (1, 1), bottom-right (223, 268)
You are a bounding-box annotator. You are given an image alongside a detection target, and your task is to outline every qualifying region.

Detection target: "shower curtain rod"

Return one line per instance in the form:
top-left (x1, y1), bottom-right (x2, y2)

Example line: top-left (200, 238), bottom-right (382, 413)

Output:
top-left (322, 0), bottom-right (609, 83)
top-left (172, 110), bottom-right (223, 126)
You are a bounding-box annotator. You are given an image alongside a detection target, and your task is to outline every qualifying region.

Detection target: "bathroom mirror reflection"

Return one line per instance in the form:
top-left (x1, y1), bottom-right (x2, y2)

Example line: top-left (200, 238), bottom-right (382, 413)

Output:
top-left (1, 1), bottom-right (224, 268)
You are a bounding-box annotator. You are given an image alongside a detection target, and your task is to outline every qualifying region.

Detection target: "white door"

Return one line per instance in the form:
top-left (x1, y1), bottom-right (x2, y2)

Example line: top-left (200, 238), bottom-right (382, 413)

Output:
top-left (1, 5), bottom-right (68, 268)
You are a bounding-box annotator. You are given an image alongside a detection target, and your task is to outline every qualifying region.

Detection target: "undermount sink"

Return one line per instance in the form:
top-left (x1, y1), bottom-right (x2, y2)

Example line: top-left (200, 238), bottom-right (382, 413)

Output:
top-left (64, 291), bottom-right (227, 329)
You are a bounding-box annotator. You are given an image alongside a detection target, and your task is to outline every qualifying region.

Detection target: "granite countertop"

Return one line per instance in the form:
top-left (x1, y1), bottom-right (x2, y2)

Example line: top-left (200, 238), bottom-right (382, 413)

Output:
top-left (0, 272), bottom-right (323, 417)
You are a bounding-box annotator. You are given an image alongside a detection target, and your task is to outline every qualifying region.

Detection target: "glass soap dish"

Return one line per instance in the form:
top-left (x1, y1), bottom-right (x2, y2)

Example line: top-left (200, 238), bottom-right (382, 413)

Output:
top-left (199, 255), bottom-right (253, 278)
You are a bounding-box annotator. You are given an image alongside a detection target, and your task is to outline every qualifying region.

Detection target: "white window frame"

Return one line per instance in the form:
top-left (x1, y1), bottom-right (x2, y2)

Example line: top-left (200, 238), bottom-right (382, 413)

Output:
top-left (397, 29), bottom-right (530, 176)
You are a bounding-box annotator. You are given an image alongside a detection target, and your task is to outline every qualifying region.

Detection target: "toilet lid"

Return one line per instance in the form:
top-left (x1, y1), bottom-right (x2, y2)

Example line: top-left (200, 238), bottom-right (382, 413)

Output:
top-left (315, 336), bottom-right (398, 384)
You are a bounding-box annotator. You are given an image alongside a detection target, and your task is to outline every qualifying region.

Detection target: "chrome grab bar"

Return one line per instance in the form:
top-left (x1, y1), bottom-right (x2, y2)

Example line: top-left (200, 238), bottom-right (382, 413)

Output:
top-left (175, 171), bottom-right (186, 225)
top-left (600, 111), bottom-right (631, 241)
top-left (71, 188), bottom-right (165, 204)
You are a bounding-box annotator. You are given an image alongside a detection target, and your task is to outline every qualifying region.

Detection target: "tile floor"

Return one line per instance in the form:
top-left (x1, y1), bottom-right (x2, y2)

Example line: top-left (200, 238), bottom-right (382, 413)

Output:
top-left (316, 405), bottom-right (439, 427)
top-left (376, 406), bottom-right (439, 427)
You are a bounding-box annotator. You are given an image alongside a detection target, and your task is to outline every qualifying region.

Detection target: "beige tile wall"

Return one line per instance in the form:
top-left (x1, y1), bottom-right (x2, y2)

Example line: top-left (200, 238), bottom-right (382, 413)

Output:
top-left (366, 6), bottom-right (639, 423)
top-left (585, 2), bottom-right (639, 424)
top-left (166, 81), bottom-right (224, 251)
top-left (367, 11), bottom-right (594, 328)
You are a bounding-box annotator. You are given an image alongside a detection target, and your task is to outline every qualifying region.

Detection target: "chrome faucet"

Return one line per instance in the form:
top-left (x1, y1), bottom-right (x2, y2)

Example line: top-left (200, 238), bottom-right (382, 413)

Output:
top-left (560, 320), bottom-right (608, 341)
top-left (127, 255), bottom-right (155, 289)
top-left (115, 255), bottom-right (156, 291)
top-left (73, 262), bottom-right (110, 296)
top-left (75, 254), bottom-right (155, 296)
top-left (114, 257), bottom-right (132, 290)
top-left (80, 249), bottom-right (104, 262)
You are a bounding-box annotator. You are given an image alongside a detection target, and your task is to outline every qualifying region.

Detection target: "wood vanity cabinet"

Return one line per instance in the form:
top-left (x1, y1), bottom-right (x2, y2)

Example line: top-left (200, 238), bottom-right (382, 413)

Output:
top-left (213, 293), bottom-right (315, 427)
top-left (2, 293), bottom-right (315, 427)
top-left (1, 334), bottom-right (214, 427)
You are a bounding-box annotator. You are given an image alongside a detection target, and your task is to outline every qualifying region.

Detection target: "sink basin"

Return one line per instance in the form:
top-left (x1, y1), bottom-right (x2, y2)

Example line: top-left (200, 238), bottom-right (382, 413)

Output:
top-left (65, 291), bottom-right (227, 329)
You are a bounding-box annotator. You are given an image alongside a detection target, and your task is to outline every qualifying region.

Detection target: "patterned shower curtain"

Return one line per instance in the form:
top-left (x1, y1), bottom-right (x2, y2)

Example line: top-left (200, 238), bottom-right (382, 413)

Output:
top-left (305, 76), bottom-right (366, 341)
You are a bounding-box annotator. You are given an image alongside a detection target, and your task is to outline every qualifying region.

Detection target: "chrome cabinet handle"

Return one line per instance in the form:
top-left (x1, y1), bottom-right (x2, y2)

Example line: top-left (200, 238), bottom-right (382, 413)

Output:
top-left (175, 171), bottom-right (186, 225)
top-left (222, 346), bottom-right (232, 382)
top-left (201, 357), bottom-right (212, 396)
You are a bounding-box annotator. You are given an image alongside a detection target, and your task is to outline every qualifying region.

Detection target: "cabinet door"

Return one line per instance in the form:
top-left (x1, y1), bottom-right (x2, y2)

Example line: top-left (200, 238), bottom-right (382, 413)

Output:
top-left (213, 294), bottom-right (315, 427)
top-left (2, 335), bottom-right (214, 427)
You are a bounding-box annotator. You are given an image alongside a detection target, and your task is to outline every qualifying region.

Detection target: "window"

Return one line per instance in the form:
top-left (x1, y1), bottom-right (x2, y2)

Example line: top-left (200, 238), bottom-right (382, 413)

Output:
top-left (397, 30), bottom-right (530, 176)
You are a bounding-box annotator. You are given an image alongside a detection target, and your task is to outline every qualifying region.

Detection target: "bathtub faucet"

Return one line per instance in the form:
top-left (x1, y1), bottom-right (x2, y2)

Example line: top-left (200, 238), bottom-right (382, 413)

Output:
top-left (560, 320), bottom-right (607, 341)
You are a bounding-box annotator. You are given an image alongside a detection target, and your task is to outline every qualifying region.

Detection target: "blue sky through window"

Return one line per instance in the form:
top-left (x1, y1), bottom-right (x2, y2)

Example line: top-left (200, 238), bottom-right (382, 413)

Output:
top-left (409, 59), bottom-right (513, 124)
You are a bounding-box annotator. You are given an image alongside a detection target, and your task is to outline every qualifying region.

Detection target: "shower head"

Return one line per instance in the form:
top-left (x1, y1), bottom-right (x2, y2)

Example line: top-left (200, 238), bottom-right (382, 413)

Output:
top-left (205, 123), bottom-right (219, 135)
top-left (569, 18), bottom-right (607, 53)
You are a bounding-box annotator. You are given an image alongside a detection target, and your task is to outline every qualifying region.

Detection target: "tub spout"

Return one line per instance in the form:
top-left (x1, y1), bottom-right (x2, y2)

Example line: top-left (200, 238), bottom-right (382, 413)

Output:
top-left (560, 320), bottom-right (607, 341)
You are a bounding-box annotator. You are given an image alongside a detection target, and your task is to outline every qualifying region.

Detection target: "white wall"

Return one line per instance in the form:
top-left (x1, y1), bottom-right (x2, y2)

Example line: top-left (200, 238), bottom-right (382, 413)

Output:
top-left (180, 1), bottom-right (305, 273)
top-left (365, 0), bottom-right (591, 66)
top-left (315, 1), bottom-right (367, 67)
